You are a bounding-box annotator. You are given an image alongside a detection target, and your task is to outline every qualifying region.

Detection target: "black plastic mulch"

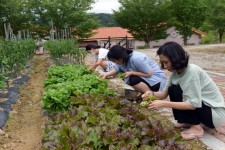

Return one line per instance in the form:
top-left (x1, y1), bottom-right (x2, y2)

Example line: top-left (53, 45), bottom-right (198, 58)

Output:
top-left (0, 75), bottom-right (29, 129)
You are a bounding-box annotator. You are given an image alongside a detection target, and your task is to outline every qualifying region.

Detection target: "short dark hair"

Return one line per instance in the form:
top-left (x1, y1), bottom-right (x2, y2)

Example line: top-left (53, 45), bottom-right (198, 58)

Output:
top-left (85, 44), bottom-right (100, 51)
top-left (107, 45), bottom-right (133, 65)
top-left (157, 41), bottom-right (189, 70)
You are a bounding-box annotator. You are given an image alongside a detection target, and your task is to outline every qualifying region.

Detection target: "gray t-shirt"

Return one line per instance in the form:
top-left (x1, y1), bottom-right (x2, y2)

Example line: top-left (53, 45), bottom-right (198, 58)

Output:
top-left (164, 64), bottom-right (225, 127)
top-left (115, 51), bottom-right (166, 90)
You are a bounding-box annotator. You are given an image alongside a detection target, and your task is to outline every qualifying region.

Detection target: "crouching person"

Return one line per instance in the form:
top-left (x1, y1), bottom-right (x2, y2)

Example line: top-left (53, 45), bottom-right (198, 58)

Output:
top-left (142, 41), bottom-right (225, 140)
top-left (99, 45), bottom-right (167, 97)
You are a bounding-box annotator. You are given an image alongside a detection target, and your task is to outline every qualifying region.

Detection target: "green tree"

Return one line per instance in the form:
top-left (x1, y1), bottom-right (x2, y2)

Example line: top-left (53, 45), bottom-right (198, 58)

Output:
top-left (169, 0), bottom-right (208, 45)
top-left (207, 0), bottom-right (225, 43)
top-left (114, 0), bottom-right (170, 48)
top-left (0, 0), bottom-right (99, 40)
top-left (40, 0), bottom-right (99, 39)
top-left (27, 0), bottom-right (50, 38)
top-left (95, 13), bottom-right (119, 27)
top-left (0, 0), bottom-right (33, 37)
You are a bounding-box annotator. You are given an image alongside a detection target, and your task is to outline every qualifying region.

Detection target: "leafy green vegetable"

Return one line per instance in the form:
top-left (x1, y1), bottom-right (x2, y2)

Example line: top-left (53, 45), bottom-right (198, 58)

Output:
top-left (117, 72), bottom-right (125, 79)
top-left (140, 101), bottom-right (150, 107)
top-left (42, 95), bottom-right (186, 149)
top-left (149, 95), bottom-right (158, 101)
top-left (42, 64), bottom-right (115, 112)
top-left (140, 95), bottom-right (158, 107)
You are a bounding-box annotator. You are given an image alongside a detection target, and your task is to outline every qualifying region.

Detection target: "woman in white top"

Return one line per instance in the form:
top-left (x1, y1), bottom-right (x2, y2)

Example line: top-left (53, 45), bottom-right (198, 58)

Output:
top-left (85, 44), bottom-right (116, 72)
top-left (142, 41), bottom-right (225, 140)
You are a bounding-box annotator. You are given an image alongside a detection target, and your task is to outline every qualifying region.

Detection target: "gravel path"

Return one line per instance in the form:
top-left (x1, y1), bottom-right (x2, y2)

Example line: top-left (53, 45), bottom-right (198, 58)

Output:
top-left (138, 43), bottom-right (225, 74)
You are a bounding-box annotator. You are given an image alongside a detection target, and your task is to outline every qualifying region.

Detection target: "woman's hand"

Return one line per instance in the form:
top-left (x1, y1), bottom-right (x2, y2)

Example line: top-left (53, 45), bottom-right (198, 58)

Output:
top-left (99, 69), bottom-right (117, 79)
top-left (148, 100), bottom-right (164, 110)
top-left (88, 67), bottom-right (94, 72)
top-left (98, 73), bottom-right (108, 79)
top-left (142, 91), bottom-right (153, 101)
top-left (124, 72), bottom-right (133, 78)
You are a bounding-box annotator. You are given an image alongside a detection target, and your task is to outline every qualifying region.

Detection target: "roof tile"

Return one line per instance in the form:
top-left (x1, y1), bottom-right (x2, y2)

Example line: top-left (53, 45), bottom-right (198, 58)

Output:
top-left (89, 27), bottom-right (133, 39)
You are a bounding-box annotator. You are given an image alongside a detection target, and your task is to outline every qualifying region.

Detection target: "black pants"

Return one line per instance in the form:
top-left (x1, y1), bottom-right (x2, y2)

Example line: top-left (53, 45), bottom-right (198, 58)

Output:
top-left (128, 75), bottom-right (160, 92)
top-left (168, 84), bottom-right (215, 128)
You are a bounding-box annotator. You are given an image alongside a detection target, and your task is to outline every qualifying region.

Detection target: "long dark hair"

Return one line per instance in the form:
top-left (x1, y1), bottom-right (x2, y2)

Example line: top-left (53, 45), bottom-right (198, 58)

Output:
top-left (157, 41), bottom-right (189, 70)
top-left (107, 45), bottom-right (133, 65)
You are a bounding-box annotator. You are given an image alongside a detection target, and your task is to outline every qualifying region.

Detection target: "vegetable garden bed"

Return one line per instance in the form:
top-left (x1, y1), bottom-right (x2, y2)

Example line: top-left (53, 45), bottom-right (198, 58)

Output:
top-left (41, 64), bottom-right (207, 149)
top-left (42, 94), bottom-right (187, 149)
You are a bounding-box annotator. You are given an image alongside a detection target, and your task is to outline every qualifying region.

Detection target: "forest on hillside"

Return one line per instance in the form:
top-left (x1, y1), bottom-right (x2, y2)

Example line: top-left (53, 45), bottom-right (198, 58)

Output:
top-left (94, 13), bottom-right (119, 27)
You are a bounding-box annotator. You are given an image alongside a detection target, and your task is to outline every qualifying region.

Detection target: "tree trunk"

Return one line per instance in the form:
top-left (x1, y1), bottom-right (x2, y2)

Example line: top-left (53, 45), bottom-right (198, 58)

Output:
top-left (1, 22), bottom-right (4, 37)
top-left (144, 39), bottom-right (150, 48)
top-left (218, 32), bottom-right (223, 43)
top-left (183, 35), bottom-right (188, 45)
top-left (218, 28), bottom-right (224, 43)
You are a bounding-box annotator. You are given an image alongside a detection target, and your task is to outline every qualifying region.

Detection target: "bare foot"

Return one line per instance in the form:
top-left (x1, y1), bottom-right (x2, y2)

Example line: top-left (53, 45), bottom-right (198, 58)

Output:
top-left (174, 123), bottom-right (191, 128)
top-left (181, 125), bottom-right (204, 140)
top-left (216, 127), bottom-right (225, 135)
top-left (181, 132), bottom-right (203, 140)
top-left (181, 125), bottom-right (204, 134)
top-left (216, 121), bottom-right (225, 135)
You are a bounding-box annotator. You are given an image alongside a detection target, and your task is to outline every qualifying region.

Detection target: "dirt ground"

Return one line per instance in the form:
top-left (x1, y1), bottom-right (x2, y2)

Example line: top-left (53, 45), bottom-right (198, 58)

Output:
top-left (0, 54), bottom-right (51, 150)
top-left (0, 44), bottom-right (224, 150)
top-left (139, 44), bottom-right (225, 74)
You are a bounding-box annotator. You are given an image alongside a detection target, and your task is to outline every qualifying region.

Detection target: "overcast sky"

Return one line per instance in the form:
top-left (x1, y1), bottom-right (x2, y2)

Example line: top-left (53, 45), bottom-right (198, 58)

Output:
top-left (89, 0), bottom-right (121, 14)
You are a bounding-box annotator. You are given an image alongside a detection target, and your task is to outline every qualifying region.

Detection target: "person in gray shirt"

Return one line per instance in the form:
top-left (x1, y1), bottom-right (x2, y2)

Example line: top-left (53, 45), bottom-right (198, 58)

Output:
top-left (99, 45), bottom-right (167, 95)
top-left (142, 41), bottom-right (225, 140)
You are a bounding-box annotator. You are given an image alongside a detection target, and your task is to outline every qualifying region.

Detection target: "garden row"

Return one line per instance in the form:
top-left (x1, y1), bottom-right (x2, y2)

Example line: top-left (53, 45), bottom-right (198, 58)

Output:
top-left (41, 54), bottom-right (187, 149)
top-left (0, 39), bottom-right (86, 90)
top-left (0, 40), bottom-right (35, 88)
top-left (0, 39), bottom-right (86, 128)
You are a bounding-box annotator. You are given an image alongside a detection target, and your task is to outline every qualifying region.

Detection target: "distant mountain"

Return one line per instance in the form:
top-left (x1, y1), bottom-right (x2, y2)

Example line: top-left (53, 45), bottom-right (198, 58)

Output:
top-left (94, 13), bottom-right (119, 27)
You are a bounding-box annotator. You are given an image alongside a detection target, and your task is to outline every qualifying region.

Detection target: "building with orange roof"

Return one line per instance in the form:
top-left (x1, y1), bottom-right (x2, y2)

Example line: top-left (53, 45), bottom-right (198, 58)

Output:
top-left (90, 27), bottom-right (133, 40)
top-left (79, 26), bottom-right (206, 49)
top-left (79, 27), bottom-right (134, 48)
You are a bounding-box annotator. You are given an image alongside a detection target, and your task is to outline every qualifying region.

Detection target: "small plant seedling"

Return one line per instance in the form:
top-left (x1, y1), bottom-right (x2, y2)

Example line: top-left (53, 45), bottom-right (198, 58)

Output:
top-left (117, 73), bottom-right (125, 79)
top-left (149, 95), bottom-right (158, 101)
top-left (140, 95), bottom-right (158, 107)
top-left (140, 101), bottom-right (150, 107)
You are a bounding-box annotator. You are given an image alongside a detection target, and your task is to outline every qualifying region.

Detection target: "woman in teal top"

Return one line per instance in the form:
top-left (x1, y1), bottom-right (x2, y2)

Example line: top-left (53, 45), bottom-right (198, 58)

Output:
top-left (142, 41), bottom-right (225, 140)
